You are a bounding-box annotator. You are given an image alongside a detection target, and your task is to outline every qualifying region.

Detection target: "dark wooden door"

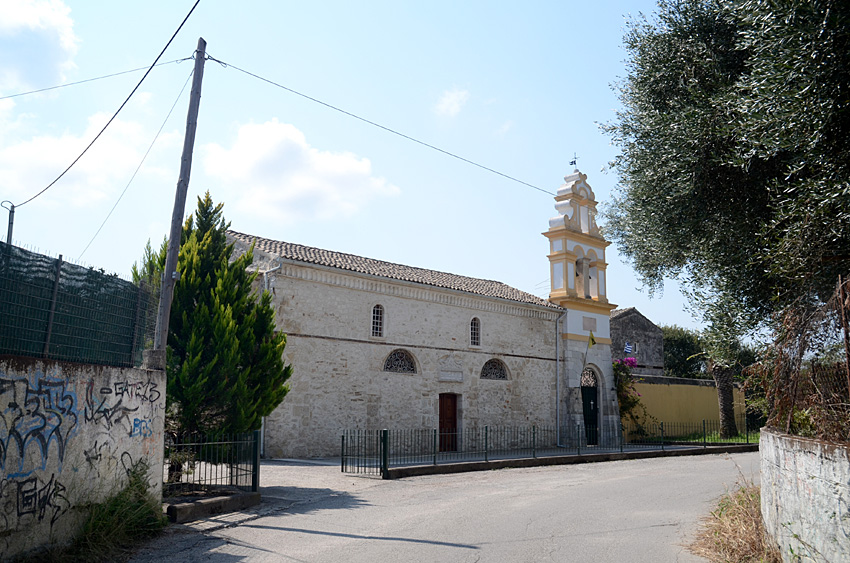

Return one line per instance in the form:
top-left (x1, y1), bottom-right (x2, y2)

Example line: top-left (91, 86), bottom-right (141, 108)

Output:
top-left (581, 368), bottom-right (598, 446)
top-left (439, 393), bottom-right (458, 452)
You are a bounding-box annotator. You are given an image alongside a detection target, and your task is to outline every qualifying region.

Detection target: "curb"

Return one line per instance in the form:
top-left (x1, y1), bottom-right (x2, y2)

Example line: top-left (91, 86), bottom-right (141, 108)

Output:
top-left (165, 491), bottom-right (262, 523)
top-left (385, 444), bottom-right (759, 479)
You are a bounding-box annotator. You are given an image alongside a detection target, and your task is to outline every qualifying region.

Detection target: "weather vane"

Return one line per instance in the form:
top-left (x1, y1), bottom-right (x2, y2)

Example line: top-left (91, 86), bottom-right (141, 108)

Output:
top-left (569, 152), bottom-right (579, 168)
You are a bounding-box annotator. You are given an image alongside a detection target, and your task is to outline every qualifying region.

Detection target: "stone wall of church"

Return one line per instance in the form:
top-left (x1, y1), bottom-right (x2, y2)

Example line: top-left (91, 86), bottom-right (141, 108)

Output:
top-left (261, 262), bottom-right (562, 458)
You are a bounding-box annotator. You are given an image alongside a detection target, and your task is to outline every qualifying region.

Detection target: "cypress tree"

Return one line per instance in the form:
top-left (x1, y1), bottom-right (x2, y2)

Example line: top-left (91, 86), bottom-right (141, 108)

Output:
top-left (136, 192), bottom-right (291, 435)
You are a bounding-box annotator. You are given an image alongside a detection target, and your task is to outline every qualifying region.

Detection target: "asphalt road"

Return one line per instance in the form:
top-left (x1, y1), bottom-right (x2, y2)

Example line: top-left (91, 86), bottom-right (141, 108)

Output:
top-left (131, 452), bottom-right (760, 563)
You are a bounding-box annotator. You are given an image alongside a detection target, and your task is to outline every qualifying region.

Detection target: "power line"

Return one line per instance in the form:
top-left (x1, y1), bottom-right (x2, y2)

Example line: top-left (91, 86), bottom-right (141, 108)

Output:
top-left (16, 0), bottom-right (203, 208)
top-left (205, 55), bottom-right (555, 197)
top-left (0, 59), bottom-right (193, 101)
top-left (78, 67), bottom-right (195, 261)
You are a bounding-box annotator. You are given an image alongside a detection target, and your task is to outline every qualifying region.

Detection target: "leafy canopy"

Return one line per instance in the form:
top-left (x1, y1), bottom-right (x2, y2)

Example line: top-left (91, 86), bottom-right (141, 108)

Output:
top-left (603, 0), bottom-right (850, 328)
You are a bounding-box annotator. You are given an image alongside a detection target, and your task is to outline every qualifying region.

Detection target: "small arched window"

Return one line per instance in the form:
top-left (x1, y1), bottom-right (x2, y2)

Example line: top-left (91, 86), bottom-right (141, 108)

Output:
top-left (480, 358), bottom-right (508, 380)
top-left (372, 304), bottom-right (384, 337)
top-left (470, 317), bottom-right (481, 347)
top-left (383, 349), bottom-right (416, 373)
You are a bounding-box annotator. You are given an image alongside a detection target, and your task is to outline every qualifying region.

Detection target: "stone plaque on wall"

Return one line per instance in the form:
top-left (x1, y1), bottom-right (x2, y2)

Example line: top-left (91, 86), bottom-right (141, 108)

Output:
top-left (439, 370), bottom-right (463, 382)
top-left (582, 316), bottom-right (597, 332)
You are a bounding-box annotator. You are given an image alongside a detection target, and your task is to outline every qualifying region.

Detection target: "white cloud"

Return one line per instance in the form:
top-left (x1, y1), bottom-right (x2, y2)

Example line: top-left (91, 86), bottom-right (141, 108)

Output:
top-left (0, 112), bottom-right (179, 208)
top-left (434, 88), bottom-right (469, 117)
top-left (0, 0), bottom-right (79, 89)
top-left (0, 0), bottom-right (78, 53)
top-left (202, 119), bottom-right (400, 222)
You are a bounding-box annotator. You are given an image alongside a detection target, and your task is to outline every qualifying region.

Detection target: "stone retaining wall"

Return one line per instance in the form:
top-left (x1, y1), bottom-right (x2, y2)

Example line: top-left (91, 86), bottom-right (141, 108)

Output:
top-left (760, 429), bottom-right (850, 562)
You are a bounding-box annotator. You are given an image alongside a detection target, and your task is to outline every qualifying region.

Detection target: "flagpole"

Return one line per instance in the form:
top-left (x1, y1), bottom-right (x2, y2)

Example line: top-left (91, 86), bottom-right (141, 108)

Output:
top-left (581, 331), bottom-right (595, 374)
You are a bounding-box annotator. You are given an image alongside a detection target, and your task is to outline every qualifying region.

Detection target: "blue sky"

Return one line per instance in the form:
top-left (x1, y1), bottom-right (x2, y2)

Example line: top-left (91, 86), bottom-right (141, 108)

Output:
top-left (0, 0), bottom-right (702, 331)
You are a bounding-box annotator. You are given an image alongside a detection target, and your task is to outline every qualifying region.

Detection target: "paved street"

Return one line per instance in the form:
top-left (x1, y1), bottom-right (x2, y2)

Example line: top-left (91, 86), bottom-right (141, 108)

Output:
top-left (131, 452), bottom-right (759, 562)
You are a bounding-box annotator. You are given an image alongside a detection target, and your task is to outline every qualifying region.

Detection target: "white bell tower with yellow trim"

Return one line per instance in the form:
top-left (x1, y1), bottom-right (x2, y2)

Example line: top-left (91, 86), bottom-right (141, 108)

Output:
top-left (544, 169), bottom-right (620, 442)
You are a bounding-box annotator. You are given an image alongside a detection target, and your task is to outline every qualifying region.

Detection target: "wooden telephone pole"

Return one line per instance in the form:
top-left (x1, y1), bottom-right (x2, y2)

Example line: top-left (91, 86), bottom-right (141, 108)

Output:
top-left (154, 37), bottom-right (206, 352)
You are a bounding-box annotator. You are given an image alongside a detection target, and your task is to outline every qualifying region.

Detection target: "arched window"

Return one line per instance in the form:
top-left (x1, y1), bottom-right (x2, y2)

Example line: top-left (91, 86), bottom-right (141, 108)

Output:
top-left (470, 317), bottom-right (481, 347)
top-left (383, 349), bottom-right (416, 373)
top-left (372, 304), bottom-right (384, 337)
top-left (480, 358), bottom-right (508, 380)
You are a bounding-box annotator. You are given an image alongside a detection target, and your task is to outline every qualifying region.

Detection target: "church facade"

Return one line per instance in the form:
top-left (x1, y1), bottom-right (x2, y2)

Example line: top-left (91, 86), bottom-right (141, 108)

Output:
top-left (228, 169), bottom-right (619, 458)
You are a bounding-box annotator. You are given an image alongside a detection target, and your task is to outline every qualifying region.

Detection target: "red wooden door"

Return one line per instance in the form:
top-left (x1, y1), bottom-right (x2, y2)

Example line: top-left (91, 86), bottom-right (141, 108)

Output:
top-left (439, 393), bottom-right (458, 452)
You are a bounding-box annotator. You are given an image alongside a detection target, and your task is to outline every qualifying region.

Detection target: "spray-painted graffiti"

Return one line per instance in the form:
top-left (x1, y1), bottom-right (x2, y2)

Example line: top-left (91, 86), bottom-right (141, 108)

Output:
top-left (110, 380), bottom-right (161, 404)
top-left (84, 381), bottom-right (138, 430)
top-left (131, 418), bottom-right (153, 438)
top-left (0, 377), bottom-right (78, 473)
top-left (83, 378), bottom-right (161, 431)
top-left (16, 474), bottom-right (70, 526)
top-left (83, 440), bottom-right (107, 469)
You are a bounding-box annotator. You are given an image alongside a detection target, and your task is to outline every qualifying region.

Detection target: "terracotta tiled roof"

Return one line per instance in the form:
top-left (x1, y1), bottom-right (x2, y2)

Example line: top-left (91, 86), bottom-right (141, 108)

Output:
top-left (228, 230), bottom-right (559, 309)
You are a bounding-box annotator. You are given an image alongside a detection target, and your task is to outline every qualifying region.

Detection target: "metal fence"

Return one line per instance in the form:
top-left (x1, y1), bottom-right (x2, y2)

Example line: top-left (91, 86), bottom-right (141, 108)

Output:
top-left (342, 416), bottom-right (755, 477)
top-left (0, 241), bottom-right (157, 367)
top-left (162, 430), bottom-right (260, 497)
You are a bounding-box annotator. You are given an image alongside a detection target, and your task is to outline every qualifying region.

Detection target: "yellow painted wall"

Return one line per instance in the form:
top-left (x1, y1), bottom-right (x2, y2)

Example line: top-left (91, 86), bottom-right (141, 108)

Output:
top-left (633, 380), bottom-right (745, 425)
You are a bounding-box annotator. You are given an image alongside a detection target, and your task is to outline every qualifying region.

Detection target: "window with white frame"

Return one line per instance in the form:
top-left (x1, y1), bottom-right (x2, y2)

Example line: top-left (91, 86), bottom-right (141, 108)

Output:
top-left (372, 304), bottom-right (384, 337)
top-left (470, 317), bottom-right (481, 347)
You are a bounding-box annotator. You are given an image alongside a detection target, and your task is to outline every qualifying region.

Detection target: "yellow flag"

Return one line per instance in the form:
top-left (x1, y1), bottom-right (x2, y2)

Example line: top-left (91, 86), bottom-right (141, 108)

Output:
top-left (588, 331), bottom-right (596, 348)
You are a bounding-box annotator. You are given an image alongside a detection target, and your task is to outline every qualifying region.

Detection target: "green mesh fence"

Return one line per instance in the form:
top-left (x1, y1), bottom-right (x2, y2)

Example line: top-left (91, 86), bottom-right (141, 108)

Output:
top-left (0, 241), bottom-right (157, 367)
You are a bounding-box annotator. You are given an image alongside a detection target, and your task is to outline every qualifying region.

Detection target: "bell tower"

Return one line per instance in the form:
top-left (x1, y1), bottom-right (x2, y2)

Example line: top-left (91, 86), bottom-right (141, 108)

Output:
top-left (544, 168), bottom-right (619, 443)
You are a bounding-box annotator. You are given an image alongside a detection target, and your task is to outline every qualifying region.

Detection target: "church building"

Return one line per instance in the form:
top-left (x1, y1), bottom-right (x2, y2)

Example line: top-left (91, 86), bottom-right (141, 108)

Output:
top-left (228, 169), bottom-right (619, 458)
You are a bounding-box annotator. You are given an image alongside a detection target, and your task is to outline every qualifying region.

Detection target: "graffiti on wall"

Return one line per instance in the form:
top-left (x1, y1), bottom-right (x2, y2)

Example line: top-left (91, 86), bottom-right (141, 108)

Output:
top-left (0, 377), bottom-right (78, 473)
top-left (0, 473), bottom-right (70, 533)
top-left (83, 378), bottom-right (161, 431)
top-left (1, 360), bottom-right (166, 559)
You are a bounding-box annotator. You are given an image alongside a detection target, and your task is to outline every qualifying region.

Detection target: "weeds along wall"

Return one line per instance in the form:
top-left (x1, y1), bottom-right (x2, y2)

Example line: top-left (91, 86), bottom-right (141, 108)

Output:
top-left (632, 375), bottom-right (745, 426)
top-left (0, 355), bottom-right (165, 559)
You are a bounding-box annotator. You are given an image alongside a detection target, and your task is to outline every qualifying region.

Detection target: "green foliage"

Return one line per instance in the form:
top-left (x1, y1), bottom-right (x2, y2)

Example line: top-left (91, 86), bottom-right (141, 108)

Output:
top-left (139, 192), bottom-right (292, 434)
top-left (613, 357), bottom-right (655, 429)
top-left (603, 0), bottom-right (850, 328)
top-left (131, 237), bottom-right (167, 288)
top-left (662, 324), bottom-right (707, 378)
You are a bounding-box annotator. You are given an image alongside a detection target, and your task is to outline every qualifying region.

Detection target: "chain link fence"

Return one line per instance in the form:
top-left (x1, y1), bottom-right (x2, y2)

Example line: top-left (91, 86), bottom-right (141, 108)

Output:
top-left (0, 241), bottom-right (158, 367)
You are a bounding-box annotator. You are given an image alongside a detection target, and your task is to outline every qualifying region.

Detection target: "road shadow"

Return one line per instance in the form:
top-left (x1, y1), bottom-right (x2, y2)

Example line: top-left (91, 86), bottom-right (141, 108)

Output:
top-left (259, 485), bottom-right (370, 515)
top-left (239, 522), bottom-right (479, 550)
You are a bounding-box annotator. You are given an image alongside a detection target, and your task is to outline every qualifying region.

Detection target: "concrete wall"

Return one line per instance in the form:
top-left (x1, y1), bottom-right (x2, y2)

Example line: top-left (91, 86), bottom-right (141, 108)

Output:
top-left (0, 356), bottom-right (165, 559)
top-left (261, 260), bottom-right (573, 458)
top-left (761, 430), bottom-right (850, 562)
top-left (633, 376), bottom-right (745, 426)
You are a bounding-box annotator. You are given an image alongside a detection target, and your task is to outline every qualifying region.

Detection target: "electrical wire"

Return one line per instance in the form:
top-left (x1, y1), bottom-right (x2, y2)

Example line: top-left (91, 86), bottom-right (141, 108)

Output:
top-left (15, 0), bottom-right (203, 208)
top-left (78, 68), bottom-right (195, 261)
top-left (205, 55), bottom-right (555, 197)
top-left (0, 58), bottom-right (193, 101)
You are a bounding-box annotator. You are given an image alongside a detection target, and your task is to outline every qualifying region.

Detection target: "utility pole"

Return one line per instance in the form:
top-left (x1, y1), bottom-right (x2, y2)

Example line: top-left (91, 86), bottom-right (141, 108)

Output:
top-left (1, 201), bottom-right (13, 247)
top-left (154, 37), bottom-right (206, 352)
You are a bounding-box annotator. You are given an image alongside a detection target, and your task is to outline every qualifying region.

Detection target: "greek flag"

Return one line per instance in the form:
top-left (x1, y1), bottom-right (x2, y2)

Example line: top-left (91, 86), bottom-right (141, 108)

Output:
top-left (624, 342), bottom-right (633, 354)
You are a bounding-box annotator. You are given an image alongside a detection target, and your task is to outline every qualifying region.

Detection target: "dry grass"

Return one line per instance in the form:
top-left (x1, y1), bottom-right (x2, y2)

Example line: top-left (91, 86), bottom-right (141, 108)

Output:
top-left (689, 479), bottom-right (781, 563)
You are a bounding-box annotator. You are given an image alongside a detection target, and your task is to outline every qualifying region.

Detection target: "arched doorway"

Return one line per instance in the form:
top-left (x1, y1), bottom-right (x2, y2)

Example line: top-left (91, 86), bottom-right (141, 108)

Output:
top-left (580, 367), bottom-right (598, 445)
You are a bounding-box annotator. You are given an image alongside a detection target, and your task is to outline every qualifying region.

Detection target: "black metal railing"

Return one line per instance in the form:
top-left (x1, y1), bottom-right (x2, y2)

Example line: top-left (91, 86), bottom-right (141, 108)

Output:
top-left (341, 417), bottom-right (756, 477)
top-left (162, 430), bottom-right (260, 496)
